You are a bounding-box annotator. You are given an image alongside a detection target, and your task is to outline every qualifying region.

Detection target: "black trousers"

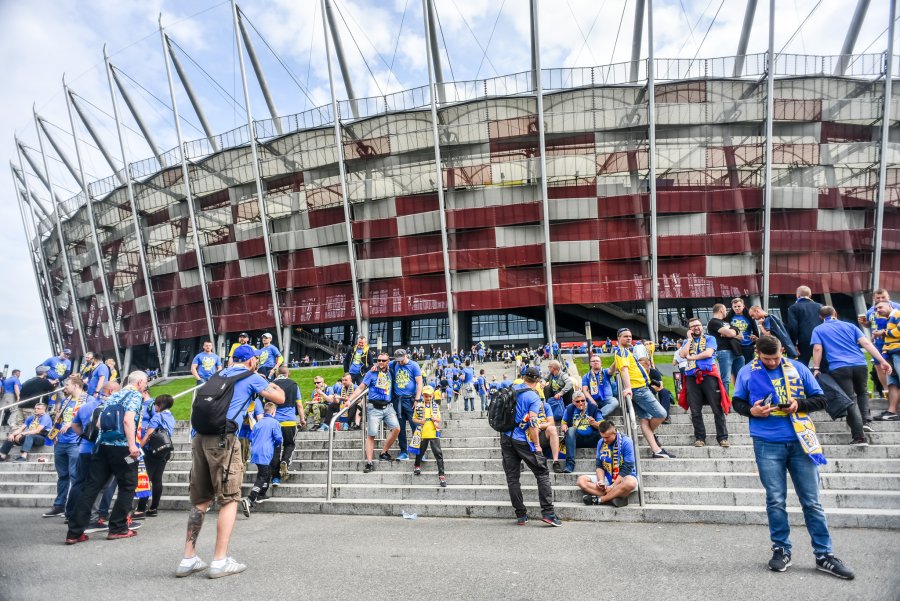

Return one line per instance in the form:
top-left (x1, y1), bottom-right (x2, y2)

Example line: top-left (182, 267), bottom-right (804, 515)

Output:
top-left (347, 402), bottom-right (361, 427)
top-left (686, 374), bottom-right (728, 442)
top-left (271, 425), bottom-right (297, 473)
top-left (500, 435), bottom-right (555, 518)
top-left (798, 344), bottom-right (813, 368)
top-left (249, 464), bottom-right (271, 501)
top-left (67, 445), bottom-right (137, 537)
top-left (137, 451), bottom-right (170, 511)
top-left (322, 402), bottom-right (343, 426)
top-left (831, 365), bottom-right (869, 436)
top-left (413, 438), bottom-right (445, 475)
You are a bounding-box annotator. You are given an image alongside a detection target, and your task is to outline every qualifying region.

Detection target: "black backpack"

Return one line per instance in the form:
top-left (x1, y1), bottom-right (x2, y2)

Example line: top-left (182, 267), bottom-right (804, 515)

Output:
top-left (191, 370), bottom-right (256, 435)
top-left (488, 385), bottom-right (525, 433)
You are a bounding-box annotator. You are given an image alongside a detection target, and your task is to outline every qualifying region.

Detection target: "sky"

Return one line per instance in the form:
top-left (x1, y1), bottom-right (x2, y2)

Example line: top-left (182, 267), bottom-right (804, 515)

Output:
top-left (0, 0), bottom-right (896, 373)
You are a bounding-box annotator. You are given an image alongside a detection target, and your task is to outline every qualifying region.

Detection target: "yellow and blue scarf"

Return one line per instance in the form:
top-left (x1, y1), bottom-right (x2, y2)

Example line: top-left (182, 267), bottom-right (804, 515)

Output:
top-left (615, 347), bottom-right (651, 388)
top-left (686, 335), bottom-right (707, 372)
top-left (407, 400), bottom-right (441, 456)
top-left (597, 432), bottom-right (623, 485)
top-left (748, 358), bottom-right (827, 466)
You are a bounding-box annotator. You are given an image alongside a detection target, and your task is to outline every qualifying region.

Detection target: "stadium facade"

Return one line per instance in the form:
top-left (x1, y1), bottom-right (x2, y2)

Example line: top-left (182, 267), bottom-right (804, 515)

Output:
top-left (12, 0), bottom-right (900, 374)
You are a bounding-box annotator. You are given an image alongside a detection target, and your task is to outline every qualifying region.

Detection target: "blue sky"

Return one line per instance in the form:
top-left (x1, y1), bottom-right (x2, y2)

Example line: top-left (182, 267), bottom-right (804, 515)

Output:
top-left (0, 0), bottom-right (895, 372)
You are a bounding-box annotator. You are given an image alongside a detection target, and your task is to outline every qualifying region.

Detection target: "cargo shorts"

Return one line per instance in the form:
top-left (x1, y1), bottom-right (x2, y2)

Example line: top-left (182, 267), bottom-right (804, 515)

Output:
top-left (189, 433), bottom-right (243, 506)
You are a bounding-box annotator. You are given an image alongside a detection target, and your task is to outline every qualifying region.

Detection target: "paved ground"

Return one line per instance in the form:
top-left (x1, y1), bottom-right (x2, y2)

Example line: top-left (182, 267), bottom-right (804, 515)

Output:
top-left (0, 509), bottom-right (896, 601)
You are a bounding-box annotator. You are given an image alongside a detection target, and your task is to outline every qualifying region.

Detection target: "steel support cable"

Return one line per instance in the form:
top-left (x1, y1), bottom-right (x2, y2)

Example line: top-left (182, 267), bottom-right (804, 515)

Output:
top-left (331, 0), bottom-right (386, 96)
top-left (609, 0), bottom-right (630, 64)
top-left (568, 0), bottom-right (608, 66)
top-left (778, 0), bottom-right (824, 55)
top-left (844, 15), bottom-right (900, 74)
top-left (168, 37), bottom-right (245, 112)
top-left (113, 66), bottom-right (206, 138)
top-left (303, 0), bottom-right (319, 109)
top-left (433, 2), bottom-right (457, 82)
top-left (449, 0), bottom-right (503, 79)
top-left (387, 0), bottom-right (410, 89)
top-left (238, 8), bottom-right (319, 108)
top-left (677, 0), bottom-right (714, 55)
top-left (686, 0), bottom-right (726, 72)
top-left (335, 0), bottom-right (408, 90)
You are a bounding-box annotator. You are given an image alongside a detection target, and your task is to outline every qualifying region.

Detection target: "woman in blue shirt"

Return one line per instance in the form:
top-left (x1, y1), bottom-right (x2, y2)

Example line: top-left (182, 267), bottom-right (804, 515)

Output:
top-left (136, 394), bottom-right (176, 517)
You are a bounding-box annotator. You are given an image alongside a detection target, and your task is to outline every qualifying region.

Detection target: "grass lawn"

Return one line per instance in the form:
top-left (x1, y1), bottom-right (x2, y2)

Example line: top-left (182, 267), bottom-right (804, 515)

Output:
top-left (573, 353), bottom-right (677, 394)
top-left (151, 366), bottom-right (346, 420)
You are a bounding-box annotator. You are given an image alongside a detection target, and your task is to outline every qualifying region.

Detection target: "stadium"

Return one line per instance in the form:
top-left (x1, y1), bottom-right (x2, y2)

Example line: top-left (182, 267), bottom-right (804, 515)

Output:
top-left (11, 0), bottom-right (900, 375)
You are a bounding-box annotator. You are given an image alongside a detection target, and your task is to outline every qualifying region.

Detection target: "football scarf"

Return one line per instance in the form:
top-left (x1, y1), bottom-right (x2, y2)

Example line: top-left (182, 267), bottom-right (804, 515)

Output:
top-left (408, 400), bottom-right (441, 455)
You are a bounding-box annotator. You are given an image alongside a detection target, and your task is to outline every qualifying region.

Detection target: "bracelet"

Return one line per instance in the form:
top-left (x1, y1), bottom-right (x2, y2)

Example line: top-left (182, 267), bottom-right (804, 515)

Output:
top-left (812, 367), bottom-right (820, 371)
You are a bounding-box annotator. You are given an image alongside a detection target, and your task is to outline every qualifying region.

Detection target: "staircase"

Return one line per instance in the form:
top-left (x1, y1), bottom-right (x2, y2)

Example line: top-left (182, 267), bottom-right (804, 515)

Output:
top-left (1, 362), bottom-right (898, 529)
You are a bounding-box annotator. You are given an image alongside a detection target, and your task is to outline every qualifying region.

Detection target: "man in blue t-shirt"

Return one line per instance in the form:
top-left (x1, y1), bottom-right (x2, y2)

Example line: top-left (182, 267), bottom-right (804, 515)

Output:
top-left (680, 317), bottom-right (728, 447)
top-left (811, 306), bottom-right (892, 442)
top-left (732, 335), bottom-right (854, 579)
top-left (499, 366), bottom-right (560, 526)
top-left (476, 369), bottom-right (488, 411)
top-left (726, 297), bottom-right (759, 367)
top-left (346, 352), bottom-right (400, 473)
top-left (343, 336), bottom-right (373, 385)
top-left (66, 371), bottom-right (152, 542)
top-left (41, 349), bottom-right (73, 387)
top-left (43, 375), bottom-right (91, 518)
top-left (175, 344), bottom-right (284, 578)
top-left (460, 359), bottom-right (476, 412)
top-left (2, 369), bottom-right (22, 423)
top-left (191, 341), bottom-right (222, 384)
top-left (576, 420), bottom-right (638, 507)
top-left (560, 391), bottom-right (604, 473)
top-left (581, 355), bottom-right (618, 418)
top-left (66, 392), bottom-right (114, 529)
top-left (0, 402), bottom-right (52, 461)
top-left (257, 333), bottom-right (283, 380)
top-left (389, 349), bottom-right (422, 461)
top-left (86, 354), bottom-right (110, 397)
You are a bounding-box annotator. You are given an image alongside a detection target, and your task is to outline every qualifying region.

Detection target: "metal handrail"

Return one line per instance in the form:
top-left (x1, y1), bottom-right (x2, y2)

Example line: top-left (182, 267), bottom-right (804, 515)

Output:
top-left (616, 375), bottom-right (646, 507)
top-left (172, 383), bottom-right (203, 400)
top-left (0, 388), bottom-right (64, 414)
top-left (325, 392), bottom-right (367, 501)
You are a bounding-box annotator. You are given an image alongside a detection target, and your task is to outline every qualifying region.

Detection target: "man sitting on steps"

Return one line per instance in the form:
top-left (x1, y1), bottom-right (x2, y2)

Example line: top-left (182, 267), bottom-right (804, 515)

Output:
top-left (576, 420), bottom-right (637, 507)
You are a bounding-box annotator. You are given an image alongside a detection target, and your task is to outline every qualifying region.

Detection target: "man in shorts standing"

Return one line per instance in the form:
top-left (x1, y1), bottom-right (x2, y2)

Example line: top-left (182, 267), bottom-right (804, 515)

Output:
top-left (176, 345), bottom-right (285, 579)
top-left (346, 352), bottom-right (400, 473)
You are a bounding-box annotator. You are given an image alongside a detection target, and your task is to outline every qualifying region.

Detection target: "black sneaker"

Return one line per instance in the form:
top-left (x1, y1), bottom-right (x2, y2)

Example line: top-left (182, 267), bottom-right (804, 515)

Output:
top-left (42, 507), bottom-right (64, 518)
top-left (874, 411), bottom-right (898, 421)
top-left (862, 423), bottom-right (874, 433)
top-left (849, 439), bottom-right (869, 447)
top-left (363, 462), bottom-right (374, 473)
top-left (145, 509), bottom-right (158, 517)
top-left (652, 449), bottom-right (675, 459)
top-left (552, 461), bottom-right (563, 473)
top-left (515, 515), bottom-right (529, 526)
top-left (582, 494), bottom-right (599, 506)
top-left (541, 513), bottom-right (562, 527)
top-left (768, 547), bottom-right (791, 572)
top-left (378, 452), bottom-right (392, 462)
top-left (815, 554), bottom-right (855, 580)
top-left (602, 497), bottom-right (629, 508)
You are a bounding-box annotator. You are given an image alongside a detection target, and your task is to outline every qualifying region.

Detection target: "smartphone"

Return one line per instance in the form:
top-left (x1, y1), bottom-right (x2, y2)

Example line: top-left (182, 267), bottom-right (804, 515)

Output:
top-left (124, 456), bottom-right (136, 465)
top-left (777, 396), bottom-right (792, 409)
top-left (760, 393), bottom-right (773, 407)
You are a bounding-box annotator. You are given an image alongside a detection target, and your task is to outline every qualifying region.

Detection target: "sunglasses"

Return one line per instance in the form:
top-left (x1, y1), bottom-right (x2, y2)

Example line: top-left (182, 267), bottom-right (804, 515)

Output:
top-left (377, 359), bottom-right (389, 362)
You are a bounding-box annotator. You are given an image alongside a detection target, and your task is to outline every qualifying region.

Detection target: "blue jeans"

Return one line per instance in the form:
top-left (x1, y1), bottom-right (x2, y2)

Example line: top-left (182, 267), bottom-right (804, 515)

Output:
top-left (392, 396), bottom-right (414, 451)
top-left (715, 350), bottom-right (734, 394)
top-left (564, 429), bottom-right (601, 471)
top-left (753, 439), bottom-right (832, 556)
top-left (596, 396), bottom-right (619, 418)
top-left (53, 442), bottom-right (80, 509)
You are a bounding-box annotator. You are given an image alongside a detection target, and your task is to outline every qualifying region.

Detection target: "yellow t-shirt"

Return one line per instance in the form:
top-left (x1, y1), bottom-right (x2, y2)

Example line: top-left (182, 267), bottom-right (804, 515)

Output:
top-left (420, 404), bottom-right (438, 439)
top-left (614, 349), bottom-right (647, 390)
top-left (228, 343), bottom-right (256, 358)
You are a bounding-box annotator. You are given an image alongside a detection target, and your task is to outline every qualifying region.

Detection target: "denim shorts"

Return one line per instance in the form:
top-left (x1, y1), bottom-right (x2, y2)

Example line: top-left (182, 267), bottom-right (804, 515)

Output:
top-left (367, 402), bottom-right (400, 437)
top-left (631, 386), bottom-right (668, 420)
top-left (889, 354), bottom-right (900, 387)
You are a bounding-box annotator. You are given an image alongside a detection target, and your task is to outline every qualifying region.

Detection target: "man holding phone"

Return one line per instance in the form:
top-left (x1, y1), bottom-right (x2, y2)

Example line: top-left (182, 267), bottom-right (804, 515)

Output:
top-left (679, 318), bottom-right (730, 448)
top-left (731, 336), bottom-right (854, 580)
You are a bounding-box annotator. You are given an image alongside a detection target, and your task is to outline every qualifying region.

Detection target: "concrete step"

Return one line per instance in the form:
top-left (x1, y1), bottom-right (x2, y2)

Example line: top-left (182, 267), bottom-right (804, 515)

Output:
top-left (9, 468), bottom-right (899, 491)
top-left (2, 493), bottom-right (897, 529)
top-left (4, 479), bottom-right (898, 510)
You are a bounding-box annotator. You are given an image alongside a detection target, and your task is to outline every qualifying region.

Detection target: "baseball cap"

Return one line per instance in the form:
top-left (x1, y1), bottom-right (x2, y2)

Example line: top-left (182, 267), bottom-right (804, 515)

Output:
top-left (421, 385), bottom-right (435, 396)
top-left (261, 332), bottom-right (273, 340)
top-left (523, 366), bottom-right (541, 379)
top-left (394, 349), bottom-right (407, 358)
top-left (232, 344), bottom-right (262, 362)
top-left (238, 332), bottom-right (249, 338)
top-left (36, 366), bottom-right (50, 375)
top-left (62, 348), bottom-right (72, 355)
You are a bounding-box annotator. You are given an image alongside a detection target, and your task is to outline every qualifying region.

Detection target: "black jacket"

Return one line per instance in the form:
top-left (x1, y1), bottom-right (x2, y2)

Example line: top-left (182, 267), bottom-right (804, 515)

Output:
top-left (786, 297), bottom-right (823, 349)
top-left (342, 347), bottom-right (376, 373)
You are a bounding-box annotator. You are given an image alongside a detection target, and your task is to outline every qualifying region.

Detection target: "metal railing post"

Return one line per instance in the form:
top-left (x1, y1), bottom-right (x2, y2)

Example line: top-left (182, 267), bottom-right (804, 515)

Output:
top-left (326, 392), bottom-right (367, 501)
top-left (616, 375), bottom-right (646, 507)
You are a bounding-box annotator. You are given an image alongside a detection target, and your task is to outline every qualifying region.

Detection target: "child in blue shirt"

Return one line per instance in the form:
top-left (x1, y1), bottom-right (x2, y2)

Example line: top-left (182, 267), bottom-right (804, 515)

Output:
top-left (242, 402), bottom-right (283, 516)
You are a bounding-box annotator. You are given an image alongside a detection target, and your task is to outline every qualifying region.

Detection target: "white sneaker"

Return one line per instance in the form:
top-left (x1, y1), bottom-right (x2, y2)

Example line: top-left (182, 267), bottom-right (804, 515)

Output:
top-left (240, 497), bottom-right (251, 518)
top-left (175, 557), bottom-right (208, 578)
top-left (208, 557), bottom-right (247, 579)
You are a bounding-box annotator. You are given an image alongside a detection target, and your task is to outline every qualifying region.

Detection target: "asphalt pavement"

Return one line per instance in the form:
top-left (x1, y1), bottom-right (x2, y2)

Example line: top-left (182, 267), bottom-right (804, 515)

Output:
top-left (1, 508), bottom-right (897, 600)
